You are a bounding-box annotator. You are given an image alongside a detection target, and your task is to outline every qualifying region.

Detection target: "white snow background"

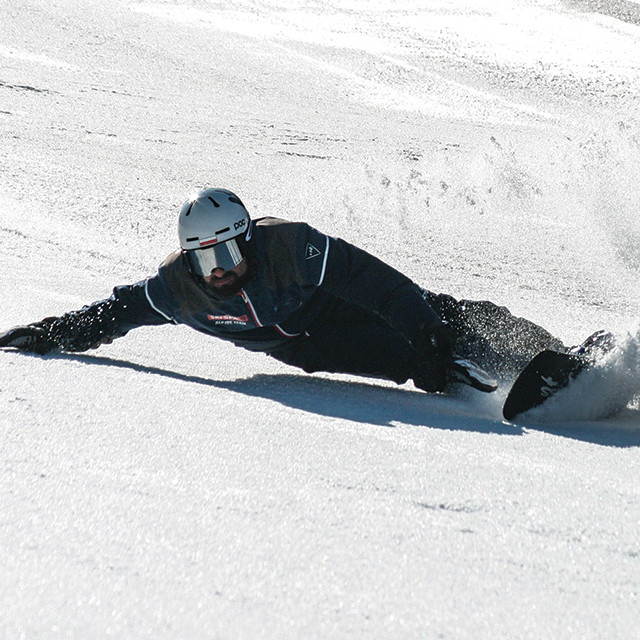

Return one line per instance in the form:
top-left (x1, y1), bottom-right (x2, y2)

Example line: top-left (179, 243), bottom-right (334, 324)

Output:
top-left (1, 0), bottom-right (640, 638)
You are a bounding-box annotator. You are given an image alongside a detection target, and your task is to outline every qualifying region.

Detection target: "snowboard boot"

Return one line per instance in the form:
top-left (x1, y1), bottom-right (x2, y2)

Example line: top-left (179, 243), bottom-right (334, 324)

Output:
top-left (568, 330), bottom-right (616, 363)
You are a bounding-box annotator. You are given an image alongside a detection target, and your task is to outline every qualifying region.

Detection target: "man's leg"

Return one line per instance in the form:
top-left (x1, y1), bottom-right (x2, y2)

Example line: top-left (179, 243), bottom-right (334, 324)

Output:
top-left (267, 293), bottom-right (565, 388)
top-left (422, 291), bottom-right (566, 380)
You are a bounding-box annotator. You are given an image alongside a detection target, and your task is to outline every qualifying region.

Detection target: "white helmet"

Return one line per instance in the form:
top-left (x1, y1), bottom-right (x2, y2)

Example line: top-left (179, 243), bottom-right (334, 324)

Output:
top-left (178, 188), bottom-right (251, 275)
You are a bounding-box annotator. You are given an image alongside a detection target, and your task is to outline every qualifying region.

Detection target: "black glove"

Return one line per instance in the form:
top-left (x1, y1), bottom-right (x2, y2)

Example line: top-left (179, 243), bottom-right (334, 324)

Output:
top-left (0, 319), bottom-right (58, 355)
top-left (421, 321), bottom-right (457, 360)
top-left (413, 321), bottom-right (457, 392)
top-left (414, 322), bottom-right (498, 393)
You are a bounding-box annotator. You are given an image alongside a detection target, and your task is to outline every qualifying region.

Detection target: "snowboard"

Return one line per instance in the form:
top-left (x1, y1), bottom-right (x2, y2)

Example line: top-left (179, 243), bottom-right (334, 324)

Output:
top-left (502, 350), bottom-right (587, 420)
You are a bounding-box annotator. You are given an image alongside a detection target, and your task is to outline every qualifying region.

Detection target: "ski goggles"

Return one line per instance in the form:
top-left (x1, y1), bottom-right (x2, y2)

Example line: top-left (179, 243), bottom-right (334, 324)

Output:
top-left (185, 238), bottom-right (245, 276)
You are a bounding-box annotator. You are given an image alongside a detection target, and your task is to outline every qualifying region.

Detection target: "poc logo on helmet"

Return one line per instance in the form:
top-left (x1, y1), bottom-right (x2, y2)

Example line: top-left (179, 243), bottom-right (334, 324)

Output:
top-left (234, 219), bottom-right (247, 231)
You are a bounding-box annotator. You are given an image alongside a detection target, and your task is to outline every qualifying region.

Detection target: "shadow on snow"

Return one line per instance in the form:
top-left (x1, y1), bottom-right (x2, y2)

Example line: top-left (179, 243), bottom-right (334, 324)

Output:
top-left (52, 352), bottom-right (514, 435)
top-left (25, 351), bottom-right (640, 447)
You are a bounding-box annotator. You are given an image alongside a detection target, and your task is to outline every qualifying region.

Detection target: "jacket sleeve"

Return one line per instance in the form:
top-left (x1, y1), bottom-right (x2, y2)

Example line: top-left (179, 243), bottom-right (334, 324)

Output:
top-left (301, 226), bottom-right (443, 348)
top-left (41, 279), bottom-right (170, 353)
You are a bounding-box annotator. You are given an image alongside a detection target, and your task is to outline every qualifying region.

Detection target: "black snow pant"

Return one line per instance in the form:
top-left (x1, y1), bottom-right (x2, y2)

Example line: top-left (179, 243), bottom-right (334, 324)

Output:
top-left (266, 293), bottom-right (566, 389)
top-left (422, 292), bottom-right (566, 379)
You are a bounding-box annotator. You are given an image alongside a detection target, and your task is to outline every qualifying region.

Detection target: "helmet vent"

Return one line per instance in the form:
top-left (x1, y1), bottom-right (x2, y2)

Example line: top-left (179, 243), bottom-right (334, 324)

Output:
top-left (186, 236), bottom-right (199, 242)
top-left (184, 203), bottom-right (194, 217)
top-left (215, 227), bottom-right (230, 234)
top-left (208, 197), bottom-right (221, 208)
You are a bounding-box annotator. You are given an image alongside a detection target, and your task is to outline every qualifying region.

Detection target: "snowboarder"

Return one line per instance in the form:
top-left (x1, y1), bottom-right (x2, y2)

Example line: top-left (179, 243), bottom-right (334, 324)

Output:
top-left (0, 188), bottom-right (567, 394)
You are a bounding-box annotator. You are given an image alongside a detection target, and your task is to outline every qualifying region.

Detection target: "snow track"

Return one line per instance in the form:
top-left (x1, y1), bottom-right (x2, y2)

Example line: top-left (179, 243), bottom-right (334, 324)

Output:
top-left (1, 1), bottom-right (639, 638)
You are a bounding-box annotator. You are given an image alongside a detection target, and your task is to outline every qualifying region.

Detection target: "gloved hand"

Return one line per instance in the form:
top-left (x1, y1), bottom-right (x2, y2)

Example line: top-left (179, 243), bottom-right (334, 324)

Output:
top-left (421, 321), bottom-right (457, 360)
top-left (0, 319), bottom-right (58, 355)
top-left (413, 321), bottom-right (457, 392)
top-left (413, 322), bottom-right (498, 393)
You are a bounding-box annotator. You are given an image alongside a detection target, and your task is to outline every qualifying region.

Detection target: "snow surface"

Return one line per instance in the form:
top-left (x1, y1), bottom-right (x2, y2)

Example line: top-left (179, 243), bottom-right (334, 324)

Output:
top-left (1, 0), bottom-right (640, 638)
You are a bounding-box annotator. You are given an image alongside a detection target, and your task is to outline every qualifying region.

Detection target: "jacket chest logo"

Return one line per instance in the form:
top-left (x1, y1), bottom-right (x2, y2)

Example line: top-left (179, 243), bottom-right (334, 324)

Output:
top-left (207, 314), bottom-right (250, 325)
top-left (305, 243), bottom-right (321, 259)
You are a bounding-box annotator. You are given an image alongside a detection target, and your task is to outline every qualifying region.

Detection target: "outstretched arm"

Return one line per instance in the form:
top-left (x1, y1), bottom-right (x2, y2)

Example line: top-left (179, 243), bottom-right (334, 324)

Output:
top-left (0, 280), bottom-right (170, 354)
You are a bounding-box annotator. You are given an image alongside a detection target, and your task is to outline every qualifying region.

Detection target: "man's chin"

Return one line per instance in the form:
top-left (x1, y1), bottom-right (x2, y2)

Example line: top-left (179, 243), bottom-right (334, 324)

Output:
top-left (207, 276), bottom-right (241, 297)
top-left (210, 285), bottom-right (240, 298)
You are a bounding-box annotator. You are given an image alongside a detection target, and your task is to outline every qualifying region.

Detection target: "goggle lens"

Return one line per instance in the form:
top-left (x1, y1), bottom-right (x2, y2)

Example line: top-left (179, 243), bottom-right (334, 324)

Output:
top-left (186, 238), bottom-right (244, 276)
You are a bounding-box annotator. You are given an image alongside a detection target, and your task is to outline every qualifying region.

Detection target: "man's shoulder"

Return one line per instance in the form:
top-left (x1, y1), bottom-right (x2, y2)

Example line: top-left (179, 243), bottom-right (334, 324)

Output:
top-left (255, 217), bottom-right (312, 253)
top-left (149, 249), bottom-right (189, 300)
top-left (255, 216), bottom-right (296, 226)
top-left (253, 217), bottom-right (330, 286)
top-left (160, 249), bottom-right (185, 270)
top-left (255, 216), bottom-right (307, 233)
top-left (254, 217), bottom-right (318, 245)
top-left (154, 249), bottom-right (218, 316)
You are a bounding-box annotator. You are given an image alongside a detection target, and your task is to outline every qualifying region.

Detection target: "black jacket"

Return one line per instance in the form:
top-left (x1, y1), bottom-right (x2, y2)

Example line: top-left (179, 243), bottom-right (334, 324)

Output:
top-left (43, 218), bottom-right (441, 353)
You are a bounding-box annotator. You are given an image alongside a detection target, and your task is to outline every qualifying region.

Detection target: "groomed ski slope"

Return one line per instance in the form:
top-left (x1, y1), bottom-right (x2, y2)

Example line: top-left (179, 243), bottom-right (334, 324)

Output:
top-left (1, 1), bottom-right (639, 638)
